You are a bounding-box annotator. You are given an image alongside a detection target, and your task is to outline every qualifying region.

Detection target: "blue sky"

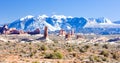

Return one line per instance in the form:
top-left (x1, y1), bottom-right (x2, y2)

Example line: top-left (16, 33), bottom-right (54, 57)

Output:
top-left (0, 0), bottom-right (120, 24)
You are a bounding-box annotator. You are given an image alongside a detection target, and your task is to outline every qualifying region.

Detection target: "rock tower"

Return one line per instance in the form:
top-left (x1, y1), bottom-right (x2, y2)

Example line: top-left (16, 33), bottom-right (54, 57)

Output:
top-left (44, 26), bottom-right (48, 39)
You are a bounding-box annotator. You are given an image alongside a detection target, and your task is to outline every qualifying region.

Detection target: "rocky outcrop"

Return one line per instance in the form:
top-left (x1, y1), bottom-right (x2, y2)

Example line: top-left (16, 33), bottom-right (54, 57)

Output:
top-left (28, 28), bottom-right (40, 35)
top-left (0, 25), bottom-right (9, 34)
top-left (44, 26), bottom-right (48, 39)
top-left (71, 29), bottom-right (74, 36)
top-left (65, 33), bottom-right (71, 40)
top-left (59, 29), bottom-right (66, 36)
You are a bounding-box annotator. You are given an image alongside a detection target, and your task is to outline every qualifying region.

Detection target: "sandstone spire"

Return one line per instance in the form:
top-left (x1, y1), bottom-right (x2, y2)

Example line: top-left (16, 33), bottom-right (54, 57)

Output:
top-left (59, 29), bottom-right (66, 36)
top-left (65, 32), bottom-right (71, 40)
top-left (44, 26), bottom-right (48, 39)
top-left (71, 29), bottom-right (74, 36)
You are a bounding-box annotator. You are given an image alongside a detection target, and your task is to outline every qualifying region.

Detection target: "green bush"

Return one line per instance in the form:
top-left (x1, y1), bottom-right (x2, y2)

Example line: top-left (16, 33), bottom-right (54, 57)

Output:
top-left (89, 55), bottom-right (101, 62)
top-left (94, 43), bottom-right (99, 46)
top-left (84, 45), bottom-right (90, 49)
top-left (102, 44), bottom-right (108, 49)
top-left (52, 39), bottom-right (58, 43)
top-left (102, 57), bottom-right (107, 61)
top-left (100, 50), bottom-right (109, 57)
top-left (72, 53), bottom-right (77, 57)
top-left (45, 52), bottom-right (63, 59)
top-left (41, 45), bottom-right (47, 51)
top-left (67, 47), bottom-right (73, 52)
top-left (79, 45), bottom-right (90, 53)
top-left (112, 53), bottom-right (119, 60)
top-left (32, 61), bottom-right (39, 63)
top-left (29, 52), bottom-right (34, 57)
top-left (79, 48), bottom-right (87, 53)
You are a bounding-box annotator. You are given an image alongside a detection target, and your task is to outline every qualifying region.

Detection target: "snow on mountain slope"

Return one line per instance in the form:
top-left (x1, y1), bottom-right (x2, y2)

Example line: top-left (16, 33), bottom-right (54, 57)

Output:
top-left (113, 20), bottom-right (120, 24)
top-left (8, 15), bottom-right (120, 33)
top-left (8, 15), bottom-right (73, 31)
top-left (96, 17), bottom-right (112, 24)
top-left (8, 15), bottom-right (58, 31)
top-left (84, 17), bottom-right (120, 28)
top-left (20, 15), bottom-right (34, 21)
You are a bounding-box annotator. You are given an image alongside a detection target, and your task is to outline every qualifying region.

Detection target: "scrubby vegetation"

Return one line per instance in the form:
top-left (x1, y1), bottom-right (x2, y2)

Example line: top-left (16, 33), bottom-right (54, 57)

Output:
top-left (0, 35), bottom-right (120, 63)
top-left (45, 51), bottom-right (63, 59)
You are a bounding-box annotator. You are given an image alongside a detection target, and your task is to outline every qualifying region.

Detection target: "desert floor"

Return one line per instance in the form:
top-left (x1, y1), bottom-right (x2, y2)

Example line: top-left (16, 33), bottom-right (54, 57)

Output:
top-left (0, 34), bottom-right (120, 63)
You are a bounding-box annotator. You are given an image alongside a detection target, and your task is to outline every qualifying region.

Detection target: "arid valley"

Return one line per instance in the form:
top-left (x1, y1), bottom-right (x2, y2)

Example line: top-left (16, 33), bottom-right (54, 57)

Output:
top-left (0, 33), bottom-right (120, 63)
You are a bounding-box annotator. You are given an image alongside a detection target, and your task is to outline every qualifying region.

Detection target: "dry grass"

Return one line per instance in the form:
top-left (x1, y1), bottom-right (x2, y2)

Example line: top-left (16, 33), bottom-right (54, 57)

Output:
top-left (0, 34), bottom-right (120, 63)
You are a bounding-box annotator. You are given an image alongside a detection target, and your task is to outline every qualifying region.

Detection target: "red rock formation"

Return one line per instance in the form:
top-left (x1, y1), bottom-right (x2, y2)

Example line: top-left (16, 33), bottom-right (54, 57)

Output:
top-left (1, 25), bottom-right (9, 34)
top-left (44, 26), bottom-right (48, 39)
top-left (6, 28), bottom-right (20, 34)
top-left (10, 29), bottom-right (20, 34)
top-left (0, 27), bottom-right (2, 34)
top-left (19, 30), bottom-right (25, 34)
top-left (71, 29), bottom-right (74, 36)
top-left (76, 35), bottom-right (83, 39)
top-left (9, 28), bottom-right (16, 31)
top-left (59, 29), bottom-right (66, 36)
top-left (27, 28), bottom-right (40, 35)
top-left (34, 28), bottom-right (40, 34)
top-left (65, 32), bottom-right (71, 40)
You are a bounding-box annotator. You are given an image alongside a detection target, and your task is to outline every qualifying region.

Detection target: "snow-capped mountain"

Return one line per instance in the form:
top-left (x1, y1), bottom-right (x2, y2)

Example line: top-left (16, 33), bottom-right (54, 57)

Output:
top-left (84, 17), bottom-right (120, 28)
top-left (8, 15), bottom-right (87, 32)
top-left (113, 20), bottom-right (120, 24)
top-left (8, 15), bottom-right (120, 34)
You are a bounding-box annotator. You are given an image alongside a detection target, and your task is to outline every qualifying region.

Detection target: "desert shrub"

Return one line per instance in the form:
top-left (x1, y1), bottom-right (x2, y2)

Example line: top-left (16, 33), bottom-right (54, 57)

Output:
top-left (41, 45), bottom-right (47, 51)
top-left (111, 53), bottom-right (119, 60)
top-left (40, 51), bottom-right (46, 56)
top-left (94, 43), bottom-right (99, 46)
top-left (100, 50), bottom-right (109, 57)
top-left (0, 44), bottom-right (2, 46)
top-left (5, 42), bottom-right (9, 45)
top-left (33, 50), bottom-right (37, 54)
top-left (84, 45), bottom-right (90, 49)
top-left (45, 52), bottom-right (63, 59)
top-left (79, 45), bottom-right (90, 53)
top-left (72, 53), bottom-right (77, 57)
top-left (52, 39), bottom-right (58, 43)
top-left (29, 52), bottom-right (34, 57)
top-left (117, 45), bottom-right (120, 48)
top-left (53, 48), bottom-right (59, 52)
top-left (102, 57), bottom-right (107, 61)
top-left (20, 49), bottom-right (26, 54)
top-left (67, 47), bottom-right (73, 52)
top-left (102, 44), bottom-right (109, 49)
top-left (65, 43), bottom-right (71, 47)
top-left (79, 48), bottom-right (87, 53)
top-left (25, 60), bottom-right (30, 62)
top-left (32, 61), bottom-right (39, 63)
top-left (94, 56), bottom-right (101, 62)
top-left (29, 47), bottom-right (32, 51)
top-left (89, 55), bottom-right (102, 62)
top-left (89, 55), bottom-right (94, 61)
top-left (29, 42), bottom-right (32, 45)
top-left (52, 43), bottom-right (55, 46)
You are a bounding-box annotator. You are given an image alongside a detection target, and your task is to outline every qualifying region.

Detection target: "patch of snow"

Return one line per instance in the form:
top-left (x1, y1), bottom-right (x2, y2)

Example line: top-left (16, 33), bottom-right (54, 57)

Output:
top-left (20, 15), bottom-right (34, 21)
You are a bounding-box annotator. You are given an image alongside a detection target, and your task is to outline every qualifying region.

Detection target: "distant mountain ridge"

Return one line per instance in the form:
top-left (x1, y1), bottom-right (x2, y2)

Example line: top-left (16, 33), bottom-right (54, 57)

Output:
top-left (7, 15), bottom-right (120, 34)
top-left (113, 20), bottom-right (120, 24)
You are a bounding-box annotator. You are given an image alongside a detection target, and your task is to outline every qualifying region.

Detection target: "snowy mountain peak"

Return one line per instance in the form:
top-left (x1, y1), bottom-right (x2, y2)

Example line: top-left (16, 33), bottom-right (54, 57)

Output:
top-left (67, 16), bottom-right (73, 18)
top-left (87, 17), bottom-right (112, 24)
top-left (51, 15), bottom-right (67, 19)
top-left (20, 15), bottom-right (34, 21)
top-left (38, 14), bottom-right (48, 19)
top-left (8, 15), bottom-right (120, 34)
top-left (96, 17), bottom-right (112, 24)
